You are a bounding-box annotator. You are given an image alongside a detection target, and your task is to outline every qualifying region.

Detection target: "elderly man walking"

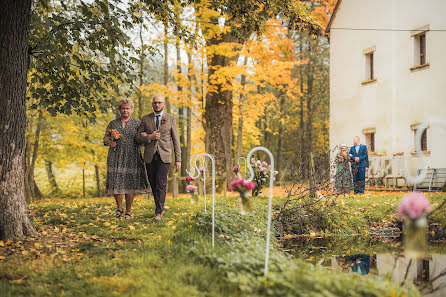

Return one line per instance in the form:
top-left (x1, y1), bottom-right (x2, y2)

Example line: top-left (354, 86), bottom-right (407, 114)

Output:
top-left (135, 95), bottom-right (181, 221)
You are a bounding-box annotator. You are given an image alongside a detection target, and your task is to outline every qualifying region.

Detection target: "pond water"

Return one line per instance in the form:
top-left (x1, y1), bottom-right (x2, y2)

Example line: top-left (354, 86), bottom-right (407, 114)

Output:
top-left (281, 235), bottom-right (446, 297)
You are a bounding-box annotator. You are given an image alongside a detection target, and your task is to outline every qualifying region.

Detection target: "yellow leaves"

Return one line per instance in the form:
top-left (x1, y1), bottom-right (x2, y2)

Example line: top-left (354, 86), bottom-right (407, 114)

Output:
top-left (0, 240), bottom-right (4, 247)
top-left (0, 256), bottom-right (5, 260)
top-left (127, 225), bottom-right (135, 231)
top-left (103, 222), bottom-right (111, 227)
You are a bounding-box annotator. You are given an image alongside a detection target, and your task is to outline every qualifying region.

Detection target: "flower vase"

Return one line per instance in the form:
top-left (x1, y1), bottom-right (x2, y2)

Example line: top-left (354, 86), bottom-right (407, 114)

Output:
top-left (190, 190), bottom-right (199, 204)
top-left (403, 216), bottom-right (428, 258)
top-left (239, 191), bottom-right (253, 215)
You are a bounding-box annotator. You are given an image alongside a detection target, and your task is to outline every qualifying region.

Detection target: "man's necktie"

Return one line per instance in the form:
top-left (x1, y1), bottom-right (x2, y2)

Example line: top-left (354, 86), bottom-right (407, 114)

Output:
top-left (156, 115), bottom-right (160, 130)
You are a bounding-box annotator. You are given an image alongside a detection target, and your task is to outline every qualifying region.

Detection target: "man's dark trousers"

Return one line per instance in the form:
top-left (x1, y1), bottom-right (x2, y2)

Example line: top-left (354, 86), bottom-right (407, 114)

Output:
top-left (146, 152), bottom-right (170, 214)
top-left (352, 166), bottom-right (366, 194)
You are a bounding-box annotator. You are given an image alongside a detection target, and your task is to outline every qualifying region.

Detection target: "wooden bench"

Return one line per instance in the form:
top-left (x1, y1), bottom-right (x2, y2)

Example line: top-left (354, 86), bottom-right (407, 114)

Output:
top-left (413, 168), bottom-right (446, 192)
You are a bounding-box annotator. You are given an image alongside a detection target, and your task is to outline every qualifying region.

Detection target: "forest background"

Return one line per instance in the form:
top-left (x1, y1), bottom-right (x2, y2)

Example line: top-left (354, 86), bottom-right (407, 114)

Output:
top-left (25, 0), bottom-right (336, 201)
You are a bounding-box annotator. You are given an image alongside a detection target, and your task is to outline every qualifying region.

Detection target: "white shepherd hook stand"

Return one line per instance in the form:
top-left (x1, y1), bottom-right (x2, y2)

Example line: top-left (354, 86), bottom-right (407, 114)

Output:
top-left (237, 156), bottom-right (248, 180)
top-left (245, 146), bottom-right (274, 278)
top-left (186, 153), bottom-right (216, 248)
top-left (187, 155), bottom-right (208, 214)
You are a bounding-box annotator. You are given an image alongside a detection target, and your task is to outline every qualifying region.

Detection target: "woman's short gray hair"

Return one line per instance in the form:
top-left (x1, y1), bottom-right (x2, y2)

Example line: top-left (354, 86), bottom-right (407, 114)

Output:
top-left (117, 98), bottom-right (134, 109)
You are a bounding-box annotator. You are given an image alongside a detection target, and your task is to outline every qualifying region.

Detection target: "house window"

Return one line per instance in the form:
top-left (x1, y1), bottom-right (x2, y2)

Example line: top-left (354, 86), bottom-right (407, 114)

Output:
top-left (419, 33), bottom-right (426, 65)
top-left (414, 128), bottom-right (428, 151)
top-left (365, 133), bottom-right (375, 152)
top-left (362, 128), bottom-right (376, 152)
top-left (366, 52), bottom-right (374, 80)
top-left (411, 25), bottom-right (429, 70)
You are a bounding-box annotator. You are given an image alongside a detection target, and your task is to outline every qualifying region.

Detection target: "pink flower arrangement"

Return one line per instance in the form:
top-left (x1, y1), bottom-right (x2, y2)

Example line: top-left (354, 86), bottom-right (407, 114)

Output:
top-left (185, 176), bottom-right (195, 182)
top-left (233, 166), bottom-right (240, 173)
top-left (186, 185), bottom-right (198, 192)
top-left (228, 179), bottom-right (255, 193)
top-left (397, 192), bottom-right (432, 220)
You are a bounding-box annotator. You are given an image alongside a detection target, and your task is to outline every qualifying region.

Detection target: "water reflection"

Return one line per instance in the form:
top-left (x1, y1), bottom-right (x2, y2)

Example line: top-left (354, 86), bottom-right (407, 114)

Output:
top-left (282, 236), bottom-right (446, 296)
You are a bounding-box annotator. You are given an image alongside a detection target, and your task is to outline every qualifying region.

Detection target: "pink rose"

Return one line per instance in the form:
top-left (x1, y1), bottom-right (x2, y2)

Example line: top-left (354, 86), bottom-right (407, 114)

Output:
top-left (186, 185), bottom-right (198, 192)
top-left (397, 192), bottom-right (432, 220)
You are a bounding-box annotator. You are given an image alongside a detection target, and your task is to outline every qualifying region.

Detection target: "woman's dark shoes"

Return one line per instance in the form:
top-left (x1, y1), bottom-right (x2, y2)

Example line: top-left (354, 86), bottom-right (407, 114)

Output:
top-left (124, 213), bottom-right (132, 219)
top-left (113, 209), bottom-right (123, 218)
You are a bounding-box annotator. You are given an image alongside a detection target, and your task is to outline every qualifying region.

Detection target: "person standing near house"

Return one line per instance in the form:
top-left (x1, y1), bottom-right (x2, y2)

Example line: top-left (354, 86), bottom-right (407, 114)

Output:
top-left (349, 136), bottom-right (369, 194)
top-left (335, 144), bottom-right (353, 194)
top-left (135, 95), bottom-right (181, 221)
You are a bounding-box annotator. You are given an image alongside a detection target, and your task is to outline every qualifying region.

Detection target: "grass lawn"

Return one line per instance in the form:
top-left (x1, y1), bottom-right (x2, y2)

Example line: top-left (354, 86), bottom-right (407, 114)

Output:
top-left (1, 190), bottom-right (444, 296)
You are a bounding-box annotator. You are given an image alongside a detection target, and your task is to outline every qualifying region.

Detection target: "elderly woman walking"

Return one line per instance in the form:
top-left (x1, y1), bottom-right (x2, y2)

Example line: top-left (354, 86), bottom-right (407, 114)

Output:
top-left (335, 144), bottom-right (353, 194)
top-left (104, 98), bottom-right (149, 218)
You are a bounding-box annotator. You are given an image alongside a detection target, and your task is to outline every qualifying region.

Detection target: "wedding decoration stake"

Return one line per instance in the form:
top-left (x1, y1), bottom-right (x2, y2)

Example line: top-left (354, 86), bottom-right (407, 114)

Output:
top-left (238, 157), bottom-right (248, 180)
top-left (397, 192), bottom-right (431, 258)
top-left (244, 146), bottom-right (274, 278)
top-left (187, 155), bottom-right (208, 213)
top-left (187, 153), bottom-right (216, 247)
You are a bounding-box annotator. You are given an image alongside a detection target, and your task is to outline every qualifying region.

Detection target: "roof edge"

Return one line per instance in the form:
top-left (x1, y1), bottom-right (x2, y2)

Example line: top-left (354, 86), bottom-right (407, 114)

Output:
top-left (325, 0), bottom-right (342, 34)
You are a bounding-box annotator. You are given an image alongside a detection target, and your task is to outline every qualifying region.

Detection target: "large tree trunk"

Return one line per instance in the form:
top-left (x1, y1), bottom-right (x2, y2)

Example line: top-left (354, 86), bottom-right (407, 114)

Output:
top-left (204, 32), bottom-right (240, 181)
top-left (0, 0), bottom-right (36, 241)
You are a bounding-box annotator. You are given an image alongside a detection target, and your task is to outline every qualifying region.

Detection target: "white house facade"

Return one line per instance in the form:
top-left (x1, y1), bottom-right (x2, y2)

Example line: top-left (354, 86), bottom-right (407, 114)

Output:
top-left (327, 0), bottom-right (446, 185)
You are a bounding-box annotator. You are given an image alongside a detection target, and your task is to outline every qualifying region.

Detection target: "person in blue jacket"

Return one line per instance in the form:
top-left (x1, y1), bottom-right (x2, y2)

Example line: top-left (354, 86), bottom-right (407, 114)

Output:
top-left (349, 136), bottom-right (369, 194)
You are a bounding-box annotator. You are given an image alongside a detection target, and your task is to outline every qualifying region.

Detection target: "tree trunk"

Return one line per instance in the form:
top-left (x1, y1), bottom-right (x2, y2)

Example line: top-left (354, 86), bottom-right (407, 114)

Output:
top-left (82, 165), bottom-right (86, 198)
top-left (176, 39), bottom-right (187, 179)
top-left (28, 108), bottom-right (43, 199)
top-left (276, 93), bottom-right (285, 181)
top-left (45, 160), bottom-right (60, 195)
top-left (186, 51), bottom-right (194, 173)
top-left (0, 0), bottom-right (36, 240)
top-left (298, 33), bottom-right (308, 178)
top-left (95, 164), bottom-right (101, 197)
top-left (138, 19), bottom-right (145, 119)
top-left (236, 55), bottom-right (248, 161)
top-left (163, 21), bottom-right (171, 113)
top-left (204, 32), bottom-right (240, 180)
top-left (306, 36), bottom-right (318, 159)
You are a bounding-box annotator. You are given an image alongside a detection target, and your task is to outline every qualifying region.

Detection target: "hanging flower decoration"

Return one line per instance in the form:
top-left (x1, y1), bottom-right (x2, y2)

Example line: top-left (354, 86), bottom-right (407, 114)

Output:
top-left (186, 176), bottom-right (195, 182)
top-left (397, 192), bottom-right (432, 258)
top-left (186, 185), bottom-right (199, 203)
top-left (250, 158), bottom-right (279, 196)
top-left (233, 166), bottom-right (240, 173)
top-left (228, 179), bottom-right (255, 215)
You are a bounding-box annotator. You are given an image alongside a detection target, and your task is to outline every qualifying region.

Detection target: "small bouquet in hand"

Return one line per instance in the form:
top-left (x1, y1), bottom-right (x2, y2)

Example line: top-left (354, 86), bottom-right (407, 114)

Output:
top-left (103, 129), bottom-right (121, 151)
top-left (185, 176), bottom-right (198, 203)
top-left (228, 179), bottom-right (255, 215)
top-left (397, 192), bottom-right (432, 257)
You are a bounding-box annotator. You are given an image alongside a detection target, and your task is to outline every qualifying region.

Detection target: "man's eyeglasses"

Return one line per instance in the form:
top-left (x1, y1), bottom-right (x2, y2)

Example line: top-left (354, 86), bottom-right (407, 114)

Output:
top-left (152, 102), bottom-right (163, 105)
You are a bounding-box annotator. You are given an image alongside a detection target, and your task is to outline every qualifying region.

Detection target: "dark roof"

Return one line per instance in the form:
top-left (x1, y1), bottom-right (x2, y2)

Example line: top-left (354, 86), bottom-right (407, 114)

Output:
top-left (325, 0), bottom-right (342, 34)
